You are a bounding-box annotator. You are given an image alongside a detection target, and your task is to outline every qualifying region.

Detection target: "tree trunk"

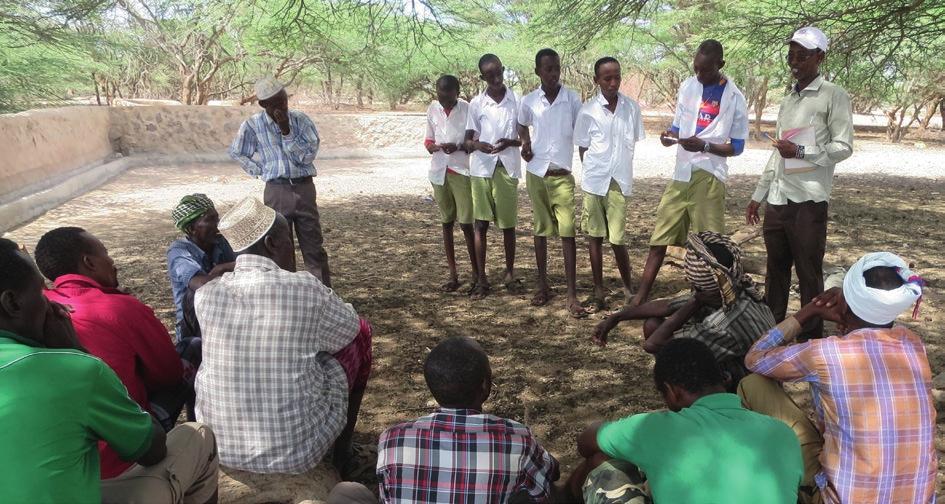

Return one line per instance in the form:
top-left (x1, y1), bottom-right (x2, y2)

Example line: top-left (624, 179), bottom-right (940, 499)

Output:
top-left (92, 73), bottom-right (102, 106)
top-left (181, 71), bottom-right (195, 105)
top-left (753, 76), bottom-right (769, 140)
top-left (356, 76), bottom-right (364, 107)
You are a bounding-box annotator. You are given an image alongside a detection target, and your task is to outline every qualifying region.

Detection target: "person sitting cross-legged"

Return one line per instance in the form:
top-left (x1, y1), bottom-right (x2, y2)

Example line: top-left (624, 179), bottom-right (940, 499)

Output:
top-left (567, 338), bottom-right (802, 504)
top-left (740, 252), bottom-right (936, 504)
top-left (0, 238), bottom-right (219, 504)
top-left (195, 196), bottom-right (372, 477)
top-left (34, 227), bottom-right (196, 481)
top-left (593, 231), bottom-right (774, 391)
top-left (376, 336), bottom-right (560, 503)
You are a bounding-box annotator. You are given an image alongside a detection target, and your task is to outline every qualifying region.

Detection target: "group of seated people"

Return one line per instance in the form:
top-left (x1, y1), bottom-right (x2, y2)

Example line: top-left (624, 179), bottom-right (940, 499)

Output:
top-left (0, 191), bottom-right (934, 503)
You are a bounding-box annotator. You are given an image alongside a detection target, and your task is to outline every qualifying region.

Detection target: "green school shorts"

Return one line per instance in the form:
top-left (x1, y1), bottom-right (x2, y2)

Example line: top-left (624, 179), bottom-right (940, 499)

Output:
top-left (432, 171), bottom-right (473, 225)
top-left (526, 171), bottom-right (576, 238)
top-left (471, 163), bottom-right (519, 229)
top-left (581, 179), bottom-right (628, 246)
top-left (649, 169), bottom-right (725, 246)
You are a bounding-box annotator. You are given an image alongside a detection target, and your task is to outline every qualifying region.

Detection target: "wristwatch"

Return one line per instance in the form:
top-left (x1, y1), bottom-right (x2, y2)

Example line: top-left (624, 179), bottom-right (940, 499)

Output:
top-left (702, 141), bottom-right (711, 153)
top-left (795, 145), bottom-right (805, 159)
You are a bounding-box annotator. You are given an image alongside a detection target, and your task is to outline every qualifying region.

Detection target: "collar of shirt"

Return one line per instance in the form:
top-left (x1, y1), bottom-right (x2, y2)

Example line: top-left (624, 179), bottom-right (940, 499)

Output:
top-left (480, 87), bottom-right (513, 108)
top-left (0, 329), bottom-right (44, 348)
top-left (537, 85), bottom-right (570, 107)
top-left (52, 273), bottom-right (116, 293)
top-left (688, 392), bottom-right (744, 411)
top-left (793, 74), bottom-right (825, 95)
top-left (435, 407), bottom-right (483, 416)
top-left (233, 253), bottom-right (281, 273)
top-left (595, 91), bottom-right (622, 110)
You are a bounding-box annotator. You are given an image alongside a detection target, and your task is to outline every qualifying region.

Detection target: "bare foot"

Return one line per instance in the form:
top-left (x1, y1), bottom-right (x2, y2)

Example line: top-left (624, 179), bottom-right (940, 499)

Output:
top-left (567, 298), bottom-right (589, 319)
top-left (464, 280), bottom-right (479, 296)
top-left (441, 278), bottom-right (461, 292)
top-left (583, 294), bottom-right (607, 313)
top-left (531, 287), bottom-right (551, 306)
top-left (470, 282), bottom-right (491, 300)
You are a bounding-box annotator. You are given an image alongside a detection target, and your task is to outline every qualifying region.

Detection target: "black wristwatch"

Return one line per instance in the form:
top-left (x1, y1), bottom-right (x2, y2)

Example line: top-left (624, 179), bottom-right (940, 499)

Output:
top-left (795, 145), bottom-right (805, 159)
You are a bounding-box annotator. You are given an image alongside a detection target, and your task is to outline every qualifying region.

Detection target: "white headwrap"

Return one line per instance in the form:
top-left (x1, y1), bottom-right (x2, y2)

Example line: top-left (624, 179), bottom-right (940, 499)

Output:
top-left (842, 252), bottom-right (923, 325)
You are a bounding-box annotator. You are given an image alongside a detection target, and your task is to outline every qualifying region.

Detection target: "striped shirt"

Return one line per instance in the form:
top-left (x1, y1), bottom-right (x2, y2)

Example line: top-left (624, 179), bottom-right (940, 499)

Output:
top-left (194, 254), bottom-right (360, 473)
top-left (228, 110), bottom-right (320, 181)
top-left (669, 291), bottom-right (775, 384)
top-left (377, 408), bottom-right (560, 503)
top-left (746, 322), bottom-right (937, 504)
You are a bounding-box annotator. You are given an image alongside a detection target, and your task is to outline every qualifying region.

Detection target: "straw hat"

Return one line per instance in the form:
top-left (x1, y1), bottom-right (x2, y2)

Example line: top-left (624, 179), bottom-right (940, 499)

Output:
top-left (219, 197), bottom-right (276, 252)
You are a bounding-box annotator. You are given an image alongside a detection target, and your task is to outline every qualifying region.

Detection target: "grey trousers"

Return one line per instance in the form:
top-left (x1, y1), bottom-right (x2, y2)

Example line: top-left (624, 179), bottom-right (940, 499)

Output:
top-left (264, 178), bottom-right (332, 286)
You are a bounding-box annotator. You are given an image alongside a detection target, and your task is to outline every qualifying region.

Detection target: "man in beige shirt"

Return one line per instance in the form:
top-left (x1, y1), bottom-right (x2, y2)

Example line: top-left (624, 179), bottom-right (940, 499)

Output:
top-left (746, 26), bottom-right (853, 341)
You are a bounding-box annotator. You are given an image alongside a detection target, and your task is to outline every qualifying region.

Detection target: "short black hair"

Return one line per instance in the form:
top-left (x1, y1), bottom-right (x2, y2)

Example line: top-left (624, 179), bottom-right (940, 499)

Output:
top-left (0, 238), bottom-right (37, 294)
top-left (478, 53), bottom-right (502, 73)
top-left (594, 56), bottom-right (620, 77)
top-left (864, 266), bottom-right (904, 290)
top-left (34, 227), bottom-right (94, 282)
top-left (424, 337), bottom-right (490, 406)
top-left (706, 242), bottom-right (735, 269)
top-left (697, 39), bottom-right (724, 62)
top-left (436, 74), bottom-right (460, 92)
top-left (535, 48), bottom-right (559, 68)
top-left (653, 338), bottom-right (723, 395)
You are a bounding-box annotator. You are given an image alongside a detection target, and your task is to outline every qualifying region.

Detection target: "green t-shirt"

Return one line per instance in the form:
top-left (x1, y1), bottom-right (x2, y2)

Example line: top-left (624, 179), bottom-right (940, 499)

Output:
top-left (0, 331), bottom-right (154, 504)
top-left (597, 393), bottom-right (802, 504)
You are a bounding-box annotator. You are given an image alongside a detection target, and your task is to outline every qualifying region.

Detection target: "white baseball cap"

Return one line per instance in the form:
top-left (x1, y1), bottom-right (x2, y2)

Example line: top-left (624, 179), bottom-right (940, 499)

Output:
top-left (788, 27), bottom-right (829, 52)
top-left (254, 77), bottom-right (285, 101)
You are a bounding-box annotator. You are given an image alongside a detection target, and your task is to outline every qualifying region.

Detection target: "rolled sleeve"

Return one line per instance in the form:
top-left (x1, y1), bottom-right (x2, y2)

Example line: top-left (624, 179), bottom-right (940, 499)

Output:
top-left (744, 320), bottom-right (820, 383)
top-left (229, 121), bottom-right (263, 177)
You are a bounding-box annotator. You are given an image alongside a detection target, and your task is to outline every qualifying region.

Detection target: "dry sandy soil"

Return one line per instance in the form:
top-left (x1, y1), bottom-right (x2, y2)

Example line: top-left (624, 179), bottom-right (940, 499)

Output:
top-left (6, 145), bottom-right (945, 497)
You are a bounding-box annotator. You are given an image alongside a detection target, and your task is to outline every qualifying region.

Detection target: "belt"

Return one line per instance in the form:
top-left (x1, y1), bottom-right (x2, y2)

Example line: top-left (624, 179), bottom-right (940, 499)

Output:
top-left (266, 176), bottom-right (313, 185)
top-left (545, 168), bottom-right (571, 177)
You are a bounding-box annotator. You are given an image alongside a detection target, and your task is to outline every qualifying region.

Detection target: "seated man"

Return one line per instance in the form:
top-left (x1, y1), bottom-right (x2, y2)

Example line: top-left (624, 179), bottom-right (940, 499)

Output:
top-left (195, 197), bottom-right (372, 476)
top-left (594, 231), bottom-right (774, 389)
top-left (0, 238), bottom-right (218, 503)
top-left (570, 338), bottom-right (802, 504)
top-left (741, 252), bottom-right (936, 504)
top-left (167, 193), bottom-right (236, 354)
top-left (34, 227), bottom-right (193, 480)
top-left (377, 336), bottom-right (560, 502)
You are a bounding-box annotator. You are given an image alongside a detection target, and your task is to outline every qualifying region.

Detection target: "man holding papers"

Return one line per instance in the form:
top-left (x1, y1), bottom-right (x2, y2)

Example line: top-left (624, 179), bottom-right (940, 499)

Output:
top-left (746, 26), bottom-right (854, 341)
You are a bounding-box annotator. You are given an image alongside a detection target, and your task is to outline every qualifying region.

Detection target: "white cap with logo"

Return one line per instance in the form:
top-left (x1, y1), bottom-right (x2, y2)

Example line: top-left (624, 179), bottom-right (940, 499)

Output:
top-left (788, 27), bottom-right (829, 52)
top-left (254, 77), bottom-right (285, 101)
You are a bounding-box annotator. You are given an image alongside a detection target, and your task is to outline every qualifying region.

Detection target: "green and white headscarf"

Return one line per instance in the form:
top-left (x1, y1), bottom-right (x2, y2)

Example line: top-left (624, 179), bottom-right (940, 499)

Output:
top-left (172, 194), bottom-right (215, 231)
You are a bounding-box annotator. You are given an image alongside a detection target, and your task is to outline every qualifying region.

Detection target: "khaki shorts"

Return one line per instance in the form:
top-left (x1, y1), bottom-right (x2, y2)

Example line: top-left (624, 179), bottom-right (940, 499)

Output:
top-left (582, 179), bottom-right (627, 246)
top-left (432, 171), bottom-right (473, 225)
top-left (527, 171), bottom-right (576, 238)
top-left (583, 459), bottom-right (651, 504)
top-left (649, 169), bottom-right (725, 246)
top-left (471, 162), bottom-right (519, 229)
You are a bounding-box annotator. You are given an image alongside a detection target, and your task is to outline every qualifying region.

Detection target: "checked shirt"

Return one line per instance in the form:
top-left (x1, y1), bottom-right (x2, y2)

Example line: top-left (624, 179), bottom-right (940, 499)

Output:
top-left (194, 254), bottom-right (360, 473)
top-left (377, 408), bottom-right (560, 503)
top-left (746, 323), bottom-right (937, 504)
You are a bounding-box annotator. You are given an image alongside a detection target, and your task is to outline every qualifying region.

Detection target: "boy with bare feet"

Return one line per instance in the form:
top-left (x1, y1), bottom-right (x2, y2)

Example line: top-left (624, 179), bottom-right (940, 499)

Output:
top-left (574, 57), bottom-right (644, 311)
top-left (464, 54), bottom-right (522, 299)
top-left (518, 48), bottom-right (585, 318)
top-left (425, 75), bottom-right (477, 292)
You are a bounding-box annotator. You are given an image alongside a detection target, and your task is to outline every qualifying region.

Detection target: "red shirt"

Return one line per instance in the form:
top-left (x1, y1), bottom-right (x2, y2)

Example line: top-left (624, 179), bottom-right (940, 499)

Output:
top-left (44, 274), bottom-right (183, 478)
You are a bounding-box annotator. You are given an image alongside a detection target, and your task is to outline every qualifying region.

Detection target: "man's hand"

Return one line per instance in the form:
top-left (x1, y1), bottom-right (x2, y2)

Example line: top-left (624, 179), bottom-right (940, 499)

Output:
top-left (425, 143), bottom-right (441, 155)
top-left (208, 262), bottom-right (235, 279)
top-left (491, 138), bottom-right (512, 154)
top-left (520, 142), bottom-right (534, 162)
top-left (678, 136), bottom-right (706, 153)
top-left (772, 139), bottom-right (798, 159)
top-left (591, 318), bottom-right (616, 347)
top-left (474, 141), bottom-right (495, 153)
top-left (745, 200), bottom-right (762, 225)
top-left (797, 287), bottom-right (846, 325)
top-left (44, 301), bottom-right (81, 350)
top-left (440, 142), bottom-right (458, 154)
top-left (659, 129), bottom-right (678, 147)
top-left (271, 109), bottom-right (291, 135)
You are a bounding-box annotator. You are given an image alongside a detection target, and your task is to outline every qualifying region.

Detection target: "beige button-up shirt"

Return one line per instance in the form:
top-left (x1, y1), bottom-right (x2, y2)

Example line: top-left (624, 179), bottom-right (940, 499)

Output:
top-left (752, 75), bottom-right (853, 204)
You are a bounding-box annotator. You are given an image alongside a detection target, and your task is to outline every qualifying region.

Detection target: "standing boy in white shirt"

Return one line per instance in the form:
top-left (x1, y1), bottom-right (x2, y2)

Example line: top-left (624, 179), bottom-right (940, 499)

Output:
top-left (425, 75), bottom-right (477, 292)
top-left (518, 48), bottom-right (585, 317)
top-left (574, 57), bottom-right (645, 311)
top-left (464, 54), bottom-right (523, 299)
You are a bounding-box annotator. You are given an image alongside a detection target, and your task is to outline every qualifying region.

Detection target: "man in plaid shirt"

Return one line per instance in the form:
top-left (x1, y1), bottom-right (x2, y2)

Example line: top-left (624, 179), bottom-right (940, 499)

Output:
top-left (741, 252), bottom-right (935, 504)
top-left (195, 197), bottom-right (372, 476)
top-left (376, 337), bottom-right (560, 503)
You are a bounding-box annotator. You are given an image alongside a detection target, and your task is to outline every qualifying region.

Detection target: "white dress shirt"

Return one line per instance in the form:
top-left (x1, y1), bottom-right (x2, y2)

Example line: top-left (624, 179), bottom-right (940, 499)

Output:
top-left (672, 76), bottom-right (749, 183)
top-left (425, 99), bottom-right (470, 185)
top-left (466, 88), bottom-right (522, 179)
top-left (574, 92), bottom-right (645, 196)
top-left (518, 85), bottom-right (582, 176)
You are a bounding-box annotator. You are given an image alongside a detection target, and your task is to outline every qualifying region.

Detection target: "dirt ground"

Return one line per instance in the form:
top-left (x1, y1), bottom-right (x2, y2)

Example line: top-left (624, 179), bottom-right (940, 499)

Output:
top-left (7, 160), bottom-right (945, 496)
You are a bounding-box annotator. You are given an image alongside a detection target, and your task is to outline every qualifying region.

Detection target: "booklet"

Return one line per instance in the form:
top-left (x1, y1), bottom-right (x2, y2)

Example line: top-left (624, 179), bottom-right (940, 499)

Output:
top-left (780, 126), bottom-right (817, 174)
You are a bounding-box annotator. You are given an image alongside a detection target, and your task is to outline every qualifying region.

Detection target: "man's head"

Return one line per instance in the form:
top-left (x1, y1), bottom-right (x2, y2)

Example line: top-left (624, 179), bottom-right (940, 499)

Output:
top-left (841, 252), bottom-right (922, 330)
top-left (653, 338), bottom-right (725, 411)
top-left (478, 54), bottom-right (505, 91)
top-left (423, 336), bottom-right (492, 409)
top-left (534, 48), bottom-right (561, 90)
top-left (693, 39), bottom-right (724, 85)
top-left (593, 57), bottom-right (621, 100)
top-left (786, 27), bottom-right (827, 83)
top-left (173, 194), bottom-right (220, 248)
top-left (435, 74), bottom-right (460, 109)
top-left (684, 231), bottom-right (744, 309)
top-left (219, 197), bottom-right (296, 272)
top-left (35, 227), bottom-right (119, 288)
top-left (0, 238), bottom-right (50, 342)
top-left (255, 77), bottom-right (289, 120)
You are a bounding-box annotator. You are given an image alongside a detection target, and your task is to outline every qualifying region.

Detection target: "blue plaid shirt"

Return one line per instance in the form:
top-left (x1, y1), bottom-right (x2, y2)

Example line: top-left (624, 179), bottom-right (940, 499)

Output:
top-left (166, 237), bottom-right (236, 340)
top-left (228, 110), bottom-right (320, 181)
